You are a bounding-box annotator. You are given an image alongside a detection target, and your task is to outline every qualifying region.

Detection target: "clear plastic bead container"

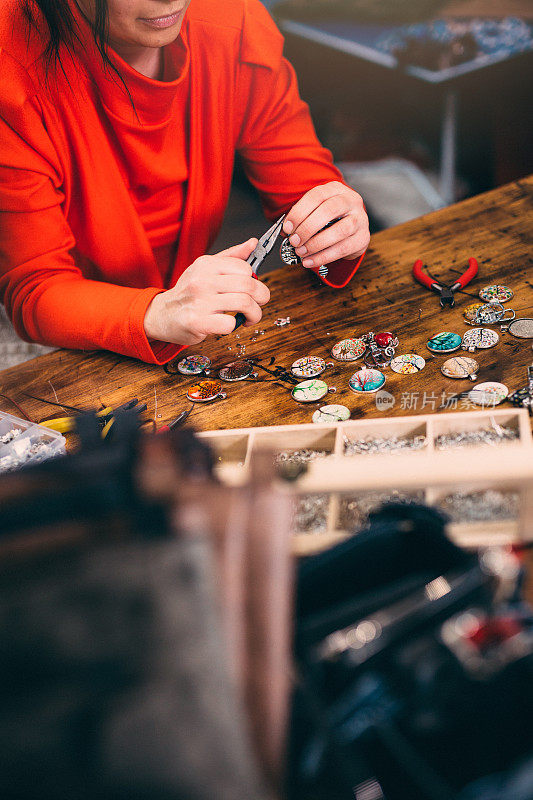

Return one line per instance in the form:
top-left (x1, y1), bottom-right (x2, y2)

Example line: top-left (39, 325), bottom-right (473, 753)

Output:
top-left (0, 410), bottom-right (66, 474)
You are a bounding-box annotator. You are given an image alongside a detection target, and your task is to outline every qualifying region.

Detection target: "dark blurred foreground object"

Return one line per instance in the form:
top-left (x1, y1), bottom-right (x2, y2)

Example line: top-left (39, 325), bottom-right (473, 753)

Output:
top-left (289, 503), bottom-right (533, 799)
top-left (272, 0), bottom-right (446, 24)
top-left (2, 414), bottom-right (533, 800)
top-left (0, 411), bottom-right (293, 800)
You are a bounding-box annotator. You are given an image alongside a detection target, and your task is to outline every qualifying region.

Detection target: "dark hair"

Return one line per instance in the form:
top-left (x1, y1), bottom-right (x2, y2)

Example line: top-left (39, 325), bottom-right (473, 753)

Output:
top-left (22, 0), bottom-right (133, 105)
top-left (22, 0), bottom-right (108, 71)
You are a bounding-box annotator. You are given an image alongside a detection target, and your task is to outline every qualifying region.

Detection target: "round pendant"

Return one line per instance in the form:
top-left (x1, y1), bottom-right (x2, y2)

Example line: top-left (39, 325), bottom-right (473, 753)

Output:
top-left (503, 318), bottom-right (533, 339)
top-left (177, 354), bottom-right (212, 375)
top-left (441, 356), bottom-right (479, 381)
top-left (291, 355), bottom-right (327, 379)
top-left (479, 285), bottom-right (514, 303)
top-left (280, 238), bottom-right (300, 266)
top-left (463, 303), bottom-right (485, 324)
top-left (426, 332), bottom-right (462, 353)
top-left (331, 338), bottom-right (366, 361)
top-left (468, 381), bottom-right (509, 406)
top-left (349, 368), bottom-right (386, 394)
top-left (390, 353), bottom-right (426, 374)
top-left (374, 331), bottom-right (398, 348)
top-left (291, 379), bottom-right (329, 403)
top-left (474, 302), bottom-right (515, 325)
top-left (187, 379), bottom-right (226, 402)
top-left (218, 360), bottom-right (254, 382)
top-left (312, 404), bottom-right (351, 423)
top-left (461, 327), bottom-right (499, 352)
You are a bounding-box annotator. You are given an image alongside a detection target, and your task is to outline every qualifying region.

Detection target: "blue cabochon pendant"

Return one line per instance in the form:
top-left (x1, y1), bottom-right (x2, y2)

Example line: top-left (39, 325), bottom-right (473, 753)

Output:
top-left (426, 332), bottom-right (462, 353)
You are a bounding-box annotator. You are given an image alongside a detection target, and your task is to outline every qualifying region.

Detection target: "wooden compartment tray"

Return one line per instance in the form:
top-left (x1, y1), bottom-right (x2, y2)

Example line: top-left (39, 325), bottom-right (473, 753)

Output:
top-left (197, 409), bottom-right (533, 554)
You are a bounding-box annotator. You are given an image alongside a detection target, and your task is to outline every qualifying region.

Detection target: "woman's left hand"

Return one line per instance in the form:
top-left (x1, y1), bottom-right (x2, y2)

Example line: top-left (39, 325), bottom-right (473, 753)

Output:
top-left (282, 181), bottom-right (370, 269)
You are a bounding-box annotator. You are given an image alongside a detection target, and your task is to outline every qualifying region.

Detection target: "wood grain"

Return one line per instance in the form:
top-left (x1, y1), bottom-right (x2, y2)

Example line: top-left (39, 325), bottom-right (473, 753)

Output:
top-left (1, 177), bottom-right (532, 433)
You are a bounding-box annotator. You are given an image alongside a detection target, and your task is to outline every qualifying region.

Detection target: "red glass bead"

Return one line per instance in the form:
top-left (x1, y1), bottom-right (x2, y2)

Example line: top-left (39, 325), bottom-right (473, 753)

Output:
top-left (375, 331), bottom-right (394, 348)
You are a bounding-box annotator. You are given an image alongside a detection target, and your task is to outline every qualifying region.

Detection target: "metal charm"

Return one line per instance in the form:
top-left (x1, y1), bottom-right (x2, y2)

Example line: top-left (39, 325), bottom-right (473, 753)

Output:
top-left (312, 404), bottom-right (351, 423)
top-left (501, 318), bottom-right (533, 338)
top-left (177, 354), bottom-right (211, 375)
top-left (426, 332), bottom-right (462, 353)
top-left (362, 331), bottom-right (398, 368)
top-left (280, 238), bottom-right (300, 265)
top-left (187, 380), bottom-right (227, 403)
top-left (331, 338), bottom-right (366, 361)
top-left (349, 368), bottom-right (386, 394)
top-left (291, 379), bottom-right (329, 403)
top-left (218, 360), bottom-right (255, 382)
top-left (374, 331), bottom-right (399, 349)
top-left (441, 356), bottom-right (479, 381)
top-left (479, 285), bottom-right (514, 303)
top-left (472, 302), bottom-right (515, 326)
top-left (390, 353), bottom-right (426, 374)
top-left (461, 327), bottom-right (499, 352)
top-left (463, 303), bottom-right (484, 324)
top-left (468, 381), bottom-right (509, 406)
top-left (291, 355), bottom-right (327, 379)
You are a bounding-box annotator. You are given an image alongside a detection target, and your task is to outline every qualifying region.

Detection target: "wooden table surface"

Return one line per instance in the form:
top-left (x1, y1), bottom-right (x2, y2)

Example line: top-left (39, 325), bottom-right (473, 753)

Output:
top-left (1, 177), bottom-right (532, 432)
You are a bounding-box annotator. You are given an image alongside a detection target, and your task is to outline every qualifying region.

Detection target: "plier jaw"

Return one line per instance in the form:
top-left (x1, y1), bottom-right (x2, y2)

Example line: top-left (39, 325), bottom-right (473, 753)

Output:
top-left (436, 285), bottom-right (456, 307)
top-left (246, 214), bottom-right (287, 273)
top-left (234, 214), bottom-right (286, 330)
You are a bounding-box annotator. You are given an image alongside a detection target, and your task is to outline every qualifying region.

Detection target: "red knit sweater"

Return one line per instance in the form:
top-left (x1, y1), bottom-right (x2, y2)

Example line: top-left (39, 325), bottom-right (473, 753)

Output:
top-left (0, 0), bottom-right (362, 363)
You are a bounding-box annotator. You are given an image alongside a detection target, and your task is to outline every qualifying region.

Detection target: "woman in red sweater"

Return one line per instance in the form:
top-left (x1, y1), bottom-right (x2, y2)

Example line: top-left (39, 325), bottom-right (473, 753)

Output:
top-left (0, 0), bottom-right (369, 364)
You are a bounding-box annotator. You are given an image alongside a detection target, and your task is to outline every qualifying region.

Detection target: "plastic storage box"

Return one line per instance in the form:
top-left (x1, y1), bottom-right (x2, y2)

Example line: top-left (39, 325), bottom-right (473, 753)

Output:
top-left (0, 410), bottom-right (66, 473)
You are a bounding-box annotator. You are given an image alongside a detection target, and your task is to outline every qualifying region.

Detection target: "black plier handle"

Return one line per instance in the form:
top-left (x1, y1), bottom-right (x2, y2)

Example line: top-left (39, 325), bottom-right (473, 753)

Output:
top-left (413, 258), bottom-right (479, 307)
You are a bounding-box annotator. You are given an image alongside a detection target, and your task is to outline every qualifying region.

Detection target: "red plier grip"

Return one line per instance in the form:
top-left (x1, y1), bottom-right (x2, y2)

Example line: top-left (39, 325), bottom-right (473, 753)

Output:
top-left (412, 257), bottom-right (478, 290)
top-left (453, 257), bottom-right (479, 289)
top-left (413, 259), bottom-right (436, 291)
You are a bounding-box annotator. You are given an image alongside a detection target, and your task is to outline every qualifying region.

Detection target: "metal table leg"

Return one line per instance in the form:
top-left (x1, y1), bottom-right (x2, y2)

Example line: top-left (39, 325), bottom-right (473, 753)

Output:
top-left (439, 88), bottom-right (458, 205)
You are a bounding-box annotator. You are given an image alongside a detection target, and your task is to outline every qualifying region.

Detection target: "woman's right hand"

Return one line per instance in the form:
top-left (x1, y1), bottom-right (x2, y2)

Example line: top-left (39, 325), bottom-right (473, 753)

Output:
top-left (143, 239), bottom-right (270, 344)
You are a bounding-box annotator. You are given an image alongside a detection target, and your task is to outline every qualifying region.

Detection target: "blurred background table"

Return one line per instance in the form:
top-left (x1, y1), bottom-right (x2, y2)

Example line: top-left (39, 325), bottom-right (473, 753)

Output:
top-left (262, 0), bottom-right (533, 224)
top-left (0, 177), bottom-right (531, 434)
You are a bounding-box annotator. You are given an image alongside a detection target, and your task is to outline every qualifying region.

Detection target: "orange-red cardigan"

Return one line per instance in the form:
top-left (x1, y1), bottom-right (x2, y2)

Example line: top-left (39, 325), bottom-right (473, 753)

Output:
top-left (0, 0), bottom-right (363, 363)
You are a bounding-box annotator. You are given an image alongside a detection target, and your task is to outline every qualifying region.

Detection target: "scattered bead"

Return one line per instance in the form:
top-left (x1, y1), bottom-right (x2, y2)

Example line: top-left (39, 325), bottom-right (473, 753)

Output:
top-left (275, 448), bottom-right (328, 467)
top-left (275, 447), bottom-right (328, 482)
top-left (440, 490), bottom-right (519, 522)
top-left (0, 428), bottom-right (22, 445)
top-left (294, 494), bottom-right (329, 532)
top-left (344, 434), bottom-right (426, 456)
top-left (435, 423), bottom-right (518, 450)
top-left (0, 438), bottom-right (62, 474)
top-left (339, 491), bottom-right (424, 531)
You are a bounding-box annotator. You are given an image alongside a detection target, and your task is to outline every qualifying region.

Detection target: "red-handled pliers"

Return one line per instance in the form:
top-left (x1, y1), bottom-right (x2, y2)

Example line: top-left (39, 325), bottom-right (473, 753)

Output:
top-left (412, 258), bottom-right (478, 307)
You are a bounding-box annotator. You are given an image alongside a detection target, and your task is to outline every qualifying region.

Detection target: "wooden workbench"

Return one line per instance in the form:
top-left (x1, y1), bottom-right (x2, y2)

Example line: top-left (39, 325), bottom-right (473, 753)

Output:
top-left (1, 177), bottom-right (532, 431)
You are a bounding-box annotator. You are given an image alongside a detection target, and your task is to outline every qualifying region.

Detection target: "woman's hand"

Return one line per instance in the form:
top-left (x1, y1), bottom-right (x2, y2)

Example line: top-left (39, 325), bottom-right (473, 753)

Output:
top-left (143, 239), bottom-right (270, 344)
top-left (282, 181), bottom-right (370, 269)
